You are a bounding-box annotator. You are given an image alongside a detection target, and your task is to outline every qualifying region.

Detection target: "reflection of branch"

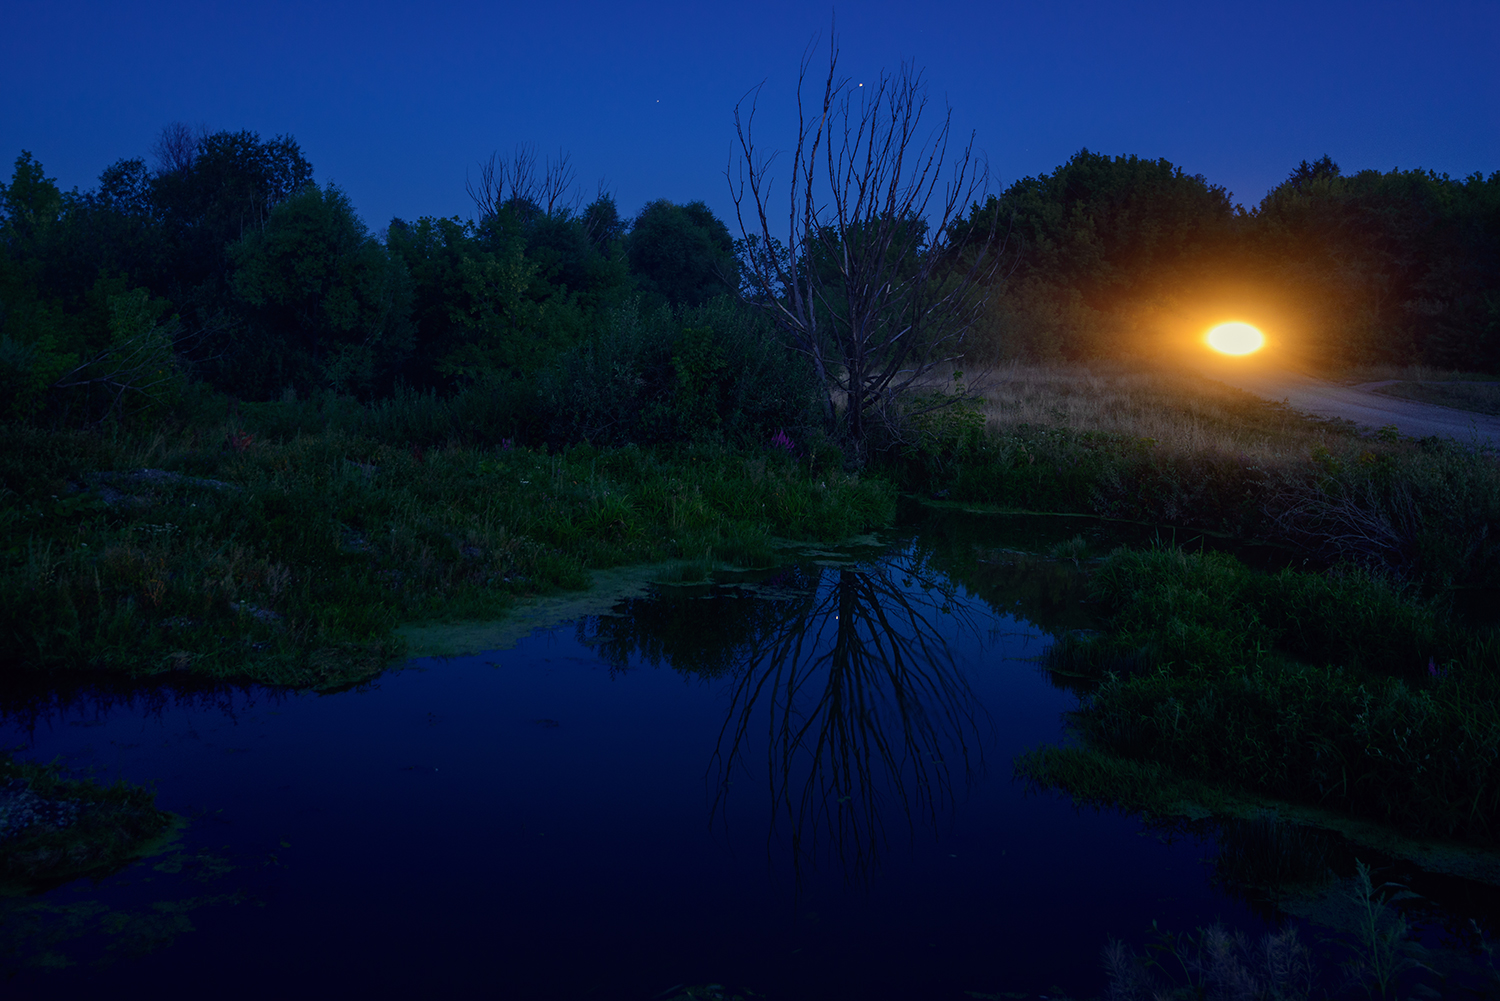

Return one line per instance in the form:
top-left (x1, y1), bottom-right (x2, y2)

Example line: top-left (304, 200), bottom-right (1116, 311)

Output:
top-left (710, 551), bottom-right (987, 879)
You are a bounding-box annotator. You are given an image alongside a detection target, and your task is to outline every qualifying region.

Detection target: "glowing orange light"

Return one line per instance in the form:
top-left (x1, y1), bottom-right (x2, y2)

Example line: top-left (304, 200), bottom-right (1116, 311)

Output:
top-left (1206, 322), bottom-right (1265, 356)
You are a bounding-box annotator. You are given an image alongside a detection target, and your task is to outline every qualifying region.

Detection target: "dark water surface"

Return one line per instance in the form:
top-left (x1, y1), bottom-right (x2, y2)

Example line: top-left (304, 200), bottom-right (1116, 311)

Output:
top-left (1, 521), bottom-right (1271, 999)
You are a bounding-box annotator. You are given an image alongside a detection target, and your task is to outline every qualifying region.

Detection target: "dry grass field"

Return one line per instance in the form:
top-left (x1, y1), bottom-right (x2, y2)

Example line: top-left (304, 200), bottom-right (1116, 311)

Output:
top-left (967, 360), bottom-right (1361, 460)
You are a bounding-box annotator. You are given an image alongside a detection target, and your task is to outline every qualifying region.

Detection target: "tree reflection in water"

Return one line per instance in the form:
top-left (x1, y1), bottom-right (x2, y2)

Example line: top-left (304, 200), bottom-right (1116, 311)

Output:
top-left (581, 548), bottom-right (989, 877)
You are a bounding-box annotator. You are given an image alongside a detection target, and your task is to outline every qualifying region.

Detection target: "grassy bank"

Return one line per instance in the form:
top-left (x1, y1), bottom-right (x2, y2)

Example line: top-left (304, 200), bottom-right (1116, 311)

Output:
top-left (1020, 546), bottom-right (1500, 846)
top-left (0, 757), bottom-right (173, 894)
top-left (0, 419), bottom-right (893, 688)
top-left (899, 361), bottom-right (1500, 592)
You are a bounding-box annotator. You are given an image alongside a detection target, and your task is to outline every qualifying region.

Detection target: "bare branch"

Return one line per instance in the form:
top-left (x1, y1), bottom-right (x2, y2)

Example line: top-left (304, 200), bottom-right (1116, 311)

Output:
top-left (151, 121), bottom-right (205, 176)
top-left (468, 144), bottom-right (582, 222)
top-left (728, 33), bottom-right (1004, 459)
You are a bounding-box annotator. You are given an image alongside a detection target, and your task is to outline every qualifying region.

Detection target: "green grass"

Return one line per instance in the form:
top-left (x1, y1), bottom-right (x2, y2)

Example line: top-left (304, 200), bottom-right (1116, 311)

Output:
top-left (0, 757), bottom-right (174, 895)
top-left (0, 423), bottom-right (894, 688)
top-left (1029, 547), bottom-right (1500, 845)
top-left (895, 383), bottom-right (1500, 593)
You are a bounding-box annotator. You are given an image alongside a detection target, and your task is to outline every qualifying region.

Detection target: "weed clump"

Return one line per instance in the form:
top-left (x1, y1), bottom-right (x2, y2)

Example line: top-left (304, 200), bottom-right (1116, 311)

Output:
top-left (1028, 546), bottom-right (1500, 844)
top-left (0, 423), bottom-right (894, 688)
top-left (0, 756), bottom-right (172, 894)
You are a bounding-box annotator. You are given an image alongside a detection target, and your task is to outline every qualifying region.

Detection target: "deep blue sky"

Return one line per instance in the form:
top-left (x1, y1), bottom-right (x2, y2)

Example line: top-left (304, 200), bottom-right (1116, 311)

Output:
top-left (5, 0), bottom-right (1497, 233)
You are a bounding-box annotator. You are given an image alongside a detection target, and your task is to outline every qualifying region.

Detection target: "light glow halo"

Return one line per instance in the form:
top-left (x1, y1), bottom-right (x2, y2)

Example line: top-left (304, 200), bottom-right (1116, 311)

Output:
top-left (1206, 322), bottom-right (1265, 356)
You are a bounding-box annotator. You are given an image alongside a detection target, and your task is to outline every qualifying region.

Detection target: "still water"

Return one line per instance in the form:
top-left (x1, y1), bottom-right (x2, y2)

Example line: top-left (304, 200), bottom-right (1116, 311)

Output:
top-left (2, 516), bottom-right (1270, 999)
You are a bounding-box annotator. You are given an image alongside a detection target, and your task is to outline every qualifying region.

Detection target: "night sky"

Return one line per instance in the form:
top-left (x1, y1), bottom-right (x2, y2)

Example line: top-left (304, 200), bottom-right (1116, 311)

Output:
top-left (5, 0), bottom-right (1497, 232)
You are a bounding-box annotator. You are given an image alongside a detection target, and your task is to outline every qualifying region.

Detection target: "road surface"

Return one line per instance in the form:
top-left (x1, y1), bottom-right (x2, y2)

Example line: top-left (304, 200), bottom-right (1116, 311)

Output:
top-left (1200, 365), bottom-right (1500, 445)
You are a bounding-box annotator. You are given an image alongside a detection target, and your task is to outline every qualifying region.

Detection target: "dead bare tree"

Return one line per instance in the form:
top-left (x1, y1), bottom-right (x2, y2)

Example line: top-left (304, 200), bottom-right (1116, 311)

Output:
top-left (467, 144), bottom-right (580, 220)
top-left (151, 121), bottom-right (203, 175)
top-left (729, 35), bottom-right (1001, 458)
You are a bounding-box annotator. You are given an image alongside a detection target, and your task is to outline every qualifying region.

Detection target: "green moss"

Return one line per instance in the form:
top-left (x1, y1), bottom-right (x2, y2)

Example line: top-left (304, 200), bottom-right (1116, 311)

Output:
top-left (0, 756), bottom-right (176, 895)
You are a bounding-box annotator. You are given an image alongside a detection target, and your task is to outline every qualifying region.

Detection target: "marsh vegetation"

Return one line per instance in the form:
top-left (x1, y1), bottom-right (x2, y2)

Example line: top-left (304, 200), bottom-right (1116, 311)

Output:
top-left (2, 59), bottom-right (1500, 996)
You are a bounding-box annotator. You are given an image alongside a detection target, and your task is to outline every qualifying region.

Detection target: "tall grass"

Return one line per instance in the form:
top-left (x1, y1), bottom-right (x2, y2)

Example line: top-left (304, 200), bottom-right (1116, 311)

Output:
top-left (900, 361), bottom-right (1500, 591)
top-left (975, 362), bottom-right (1340, 454)
top-left (0, 421), bottom-right (893, 688)
top-left (1032, 547), bottom-right (1500, 843)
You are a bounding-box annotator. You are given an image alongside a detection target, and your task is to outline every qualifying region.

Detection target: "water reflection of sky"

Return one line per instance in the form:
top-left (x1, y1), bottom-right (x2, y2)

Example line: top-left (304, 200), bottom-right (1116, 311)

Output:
top-left (0, 545), bottom-right (1267, 999)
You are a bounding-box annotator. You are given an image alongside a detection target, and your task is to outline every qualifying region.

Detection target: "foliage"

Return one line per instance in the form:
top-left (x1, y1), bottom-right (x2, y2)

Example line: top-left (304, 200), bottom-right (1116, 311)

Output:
top-left (1, 133), bottom-right (749, 421)
top-left (0, 420), bottom-right (893, 688)
top-left (960, 149), bottom-right (1500, 373)
top-left (626, 199), bottom-right (737, 308)
top-left (1034, 546), bottom-right (1500, 843)
top-left (540, 297), bottom-right (821, 447)
top-left (228, 183), bottom-right (414, 398)
top-left (961, 149), bottom-right (1241, 361)
top-left (1253, 160), bottom-right (1500, 372)
top-left (0, 754), bottom-right (173, 894)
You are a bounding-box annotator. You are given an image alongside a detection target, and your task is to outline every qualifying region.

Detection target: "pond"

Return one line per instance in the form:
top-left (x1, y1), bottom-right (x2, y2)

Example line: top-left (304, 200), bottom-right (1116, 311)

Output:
top-left (0, 512), bottom-right (1387, 998)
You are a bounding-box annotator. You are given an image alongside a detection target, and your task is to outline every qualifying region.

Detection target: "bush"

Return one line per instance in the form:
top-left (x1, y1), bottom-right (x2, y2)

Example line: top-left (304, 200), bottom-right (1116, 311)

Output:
top-left (540, 297), bottom-right (818, 447)
top-left (1037, 547), bottom-right (1500, 843)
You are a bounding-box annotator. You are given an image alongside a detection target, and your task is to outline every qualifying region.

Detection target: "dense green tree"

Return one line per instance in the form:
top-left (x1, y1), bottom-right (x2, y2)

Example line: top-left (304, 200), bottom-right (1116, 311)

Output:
top-left (542, 297), bottom-right (816, 446)
top-left (390, 191), bottom-right (632, 389)
top-left (1, 154), bottom-right (78, 417)
top-left (149, 129), bottom-right (315, 336)
top-left (385, 214), bottom-right (478, 388)
top-left (1253, 160), bottom-right (1500, 370)
top-left (0, 152), bottom-right (63, 252)
top-left (962, 149), bottom-right (1241, 360)
top-left (962, 148), bottom-right (1500, 372)
top-left (626, 199), bottom-right (737, 308)
top-left (229, 183), bottom-right (413, 397)
top-left (581, 192), bottom-right (627, 252)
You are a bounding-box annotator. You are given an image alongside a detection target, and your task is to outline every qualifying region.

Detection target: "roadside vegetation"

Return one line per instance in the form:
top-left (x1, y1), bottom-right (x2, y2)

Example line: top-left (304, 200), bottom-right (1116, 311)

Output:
top-left (899, 361), bottom-right (1500, 596)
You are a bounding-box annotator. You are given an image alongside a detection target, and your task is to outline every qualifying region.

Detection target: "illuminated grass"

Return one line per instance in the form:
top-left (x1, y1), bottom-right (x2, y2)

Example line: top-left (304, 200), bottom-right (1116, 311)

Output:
top-left (896, 362), bottom-right (1500, 591)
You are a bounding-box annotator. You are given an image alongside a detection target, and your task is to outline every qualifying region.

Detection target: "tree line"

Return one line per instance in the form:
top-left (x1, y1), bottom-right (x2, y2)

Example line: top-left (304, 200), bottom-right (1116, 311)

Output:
top-left (0, 129), bottom-right (746, 430)
top-left (2, 123), bottom-right (1498, 445)
top-left (963, 149), bottom-right (1500, 371)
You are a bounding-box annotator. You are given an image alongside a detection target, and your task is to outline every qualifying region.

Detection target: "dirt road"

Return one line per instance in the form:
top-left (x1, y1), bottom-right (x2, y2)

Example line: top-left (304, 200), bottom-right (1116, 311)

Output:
top-left (1201, 366), bottom-right (1500, 445)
